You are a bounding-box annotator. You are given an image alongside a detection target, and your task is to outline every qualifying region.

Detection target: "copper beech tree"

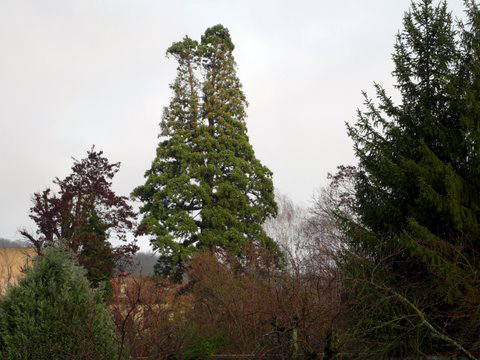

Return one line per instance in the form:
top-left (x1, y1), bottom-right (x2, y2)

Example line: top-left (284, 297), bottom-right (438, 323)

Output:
top-left (20, 147), bottom-right (138, 287)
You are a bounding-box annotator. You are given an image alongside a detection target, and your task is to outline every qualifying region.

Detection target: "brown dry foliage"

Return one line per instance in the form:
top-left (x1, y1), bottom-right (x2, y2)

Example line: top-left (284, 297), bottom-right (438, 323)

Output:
top-left (111, 249), bottom-right (343, 359)
top-left (187, 251), bottom-right (343, 357)
top-left (110, 276), bottom-right (194, 358)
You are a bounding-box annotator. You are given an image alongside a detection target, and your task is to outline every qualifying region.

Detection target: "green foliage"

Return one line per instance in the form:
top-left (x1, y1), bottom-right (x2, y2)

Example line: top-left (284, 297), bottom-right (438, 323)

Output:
top-left (183, 332), bottom-right (230, 360)
top-left (78, 210), bottom-right (114, 299)
top-left (0, 247), bottom-right (121, 360)
top-left (133, 24), bottom-right (277, 277)
top-left (343, 0), bottom-right (480, 356)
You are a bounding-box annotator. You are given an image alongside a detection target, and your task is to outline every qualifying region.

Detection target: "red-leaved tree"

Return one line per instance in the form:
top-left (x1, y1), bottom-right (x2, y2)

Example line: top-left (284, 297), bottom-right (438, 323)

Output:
top-left (20, 147), bottom-right (138, 286)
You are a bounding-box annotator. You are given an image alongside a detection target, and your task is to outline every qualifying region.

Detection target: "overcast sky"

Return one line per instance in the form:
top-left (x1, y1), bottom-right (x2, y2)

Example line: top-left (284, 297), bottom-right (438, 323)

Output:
top-left (0, 0), bottom-right (466, 250)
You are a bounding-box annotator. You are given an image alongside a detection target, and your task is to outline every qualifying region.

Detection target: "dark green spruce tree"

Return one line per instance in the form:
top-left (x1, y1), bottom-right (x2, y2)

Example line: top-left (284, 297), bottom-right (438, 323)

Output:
top-left (342, 0), bottom-right (480, 357)
top-left (133, 25), bottom-right (277, 279)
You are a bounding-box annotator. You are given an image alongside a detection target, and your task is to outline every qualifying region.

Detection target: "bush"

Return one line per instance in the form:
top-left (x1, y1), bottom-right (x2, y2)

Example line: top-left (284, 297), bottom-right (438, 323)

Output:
top-left (0, 247), bottom-right (121, 360)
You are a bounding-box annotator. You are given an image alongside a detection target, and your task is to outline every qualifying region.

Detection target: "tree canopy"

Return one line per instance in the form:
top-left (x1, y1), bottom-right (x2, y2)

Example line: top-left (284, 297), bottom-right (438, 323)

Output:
top-left (133, 25), bottom-right (277, 279)
top-left (20, 147), bottom-right (137, 287)
top-left (342, 0), bottom-right (480, 356)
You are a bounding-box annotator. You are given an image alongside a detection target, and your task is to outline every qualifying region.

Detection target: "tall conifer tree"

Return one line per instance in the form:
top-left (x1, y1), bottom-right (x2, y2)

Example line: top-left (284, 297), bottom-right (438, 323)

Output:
top-left (342, 0), bottom-right (480, 356)
top-left (133, 25), bottom-right (277, 278)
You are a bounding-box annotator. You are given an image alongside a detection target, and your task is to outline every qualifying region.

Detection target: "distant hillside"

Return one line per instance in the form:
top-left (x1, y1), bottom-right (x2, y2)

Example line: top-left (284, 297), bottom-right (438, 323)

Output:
top-left (129, 252), bottom-right (159, 276)
top-left (0, 238), bottom-right (157, 275)
top-left (0, 238), bottom-right (159, 275)
top-left (0, 238), bottom-right (30, 248)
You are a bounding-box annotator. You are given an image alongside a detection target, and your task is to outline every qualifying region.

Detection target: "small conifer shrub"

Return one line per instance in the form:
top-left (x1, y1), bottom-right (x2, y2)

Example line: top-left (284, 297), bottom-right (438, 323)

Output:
top-left (0, 247), bottom-right (121, 360)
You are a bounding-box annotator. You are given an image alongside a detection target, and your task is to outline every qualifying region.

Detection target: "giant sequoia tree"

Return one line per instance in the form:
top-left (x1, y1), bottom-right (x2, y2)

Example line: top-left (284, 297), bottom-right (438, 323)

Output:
top-left (343, 0), bottom-right (480, 357)
top-left (133, 25), bottom-right (277, 278)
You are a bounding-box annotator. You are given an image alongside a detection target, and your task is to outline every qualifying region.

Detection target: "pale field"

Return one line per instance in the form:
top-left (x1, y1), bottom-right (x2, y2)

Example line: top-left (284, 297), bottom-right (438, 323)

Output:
top-left (0, 248), bottom-right (36, 295)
